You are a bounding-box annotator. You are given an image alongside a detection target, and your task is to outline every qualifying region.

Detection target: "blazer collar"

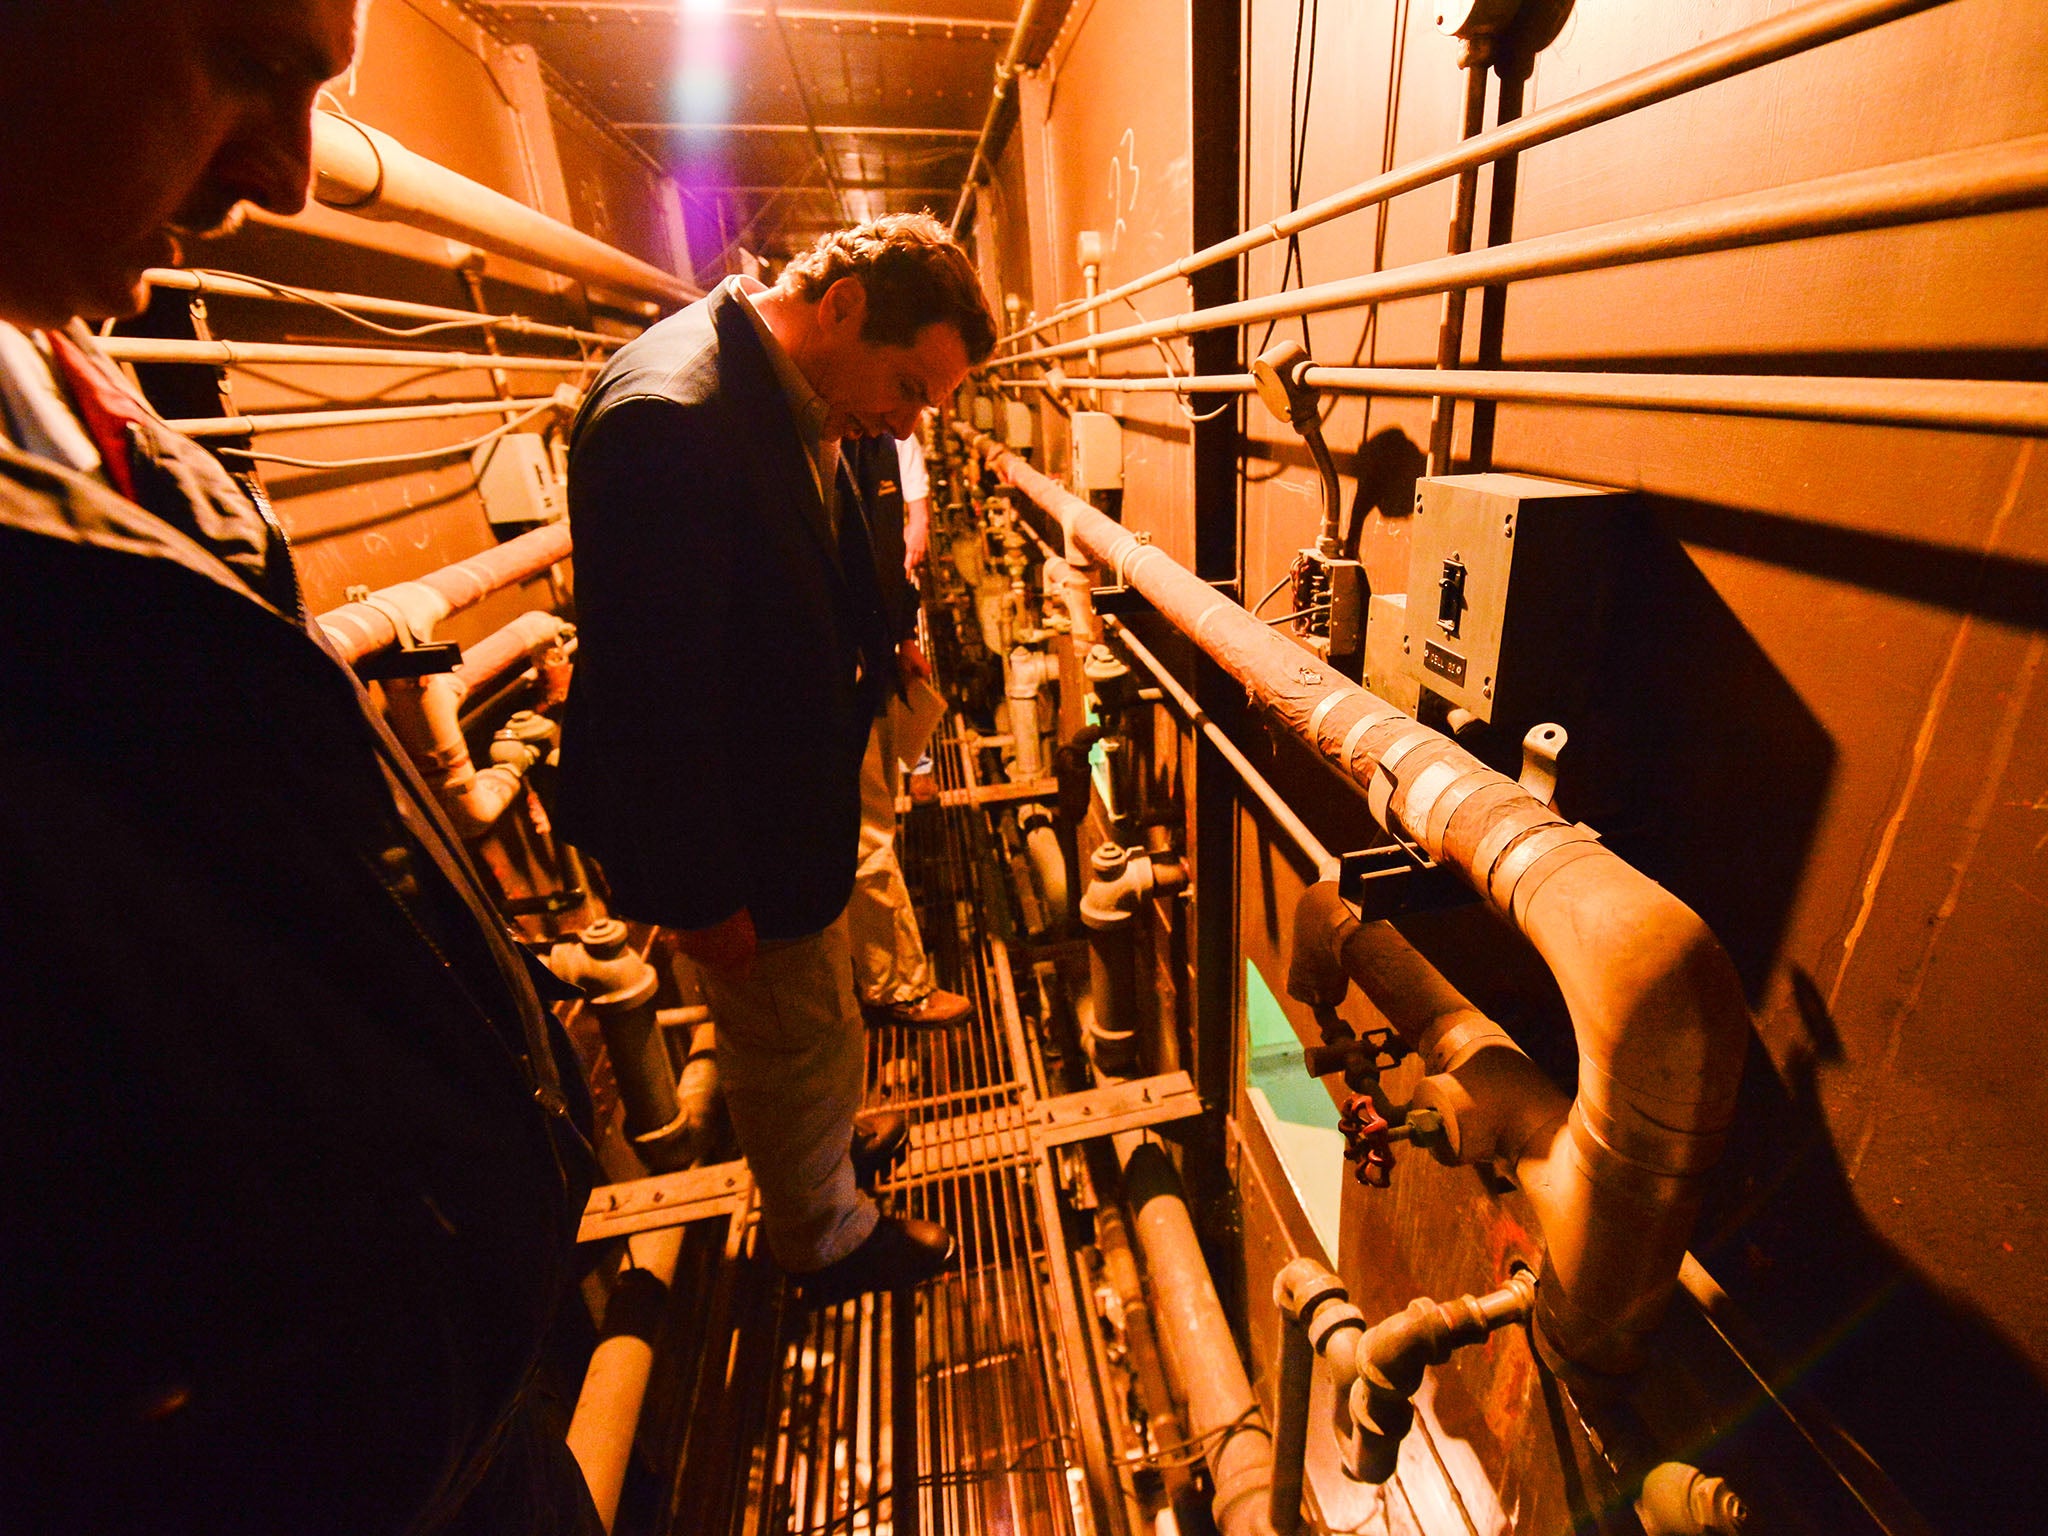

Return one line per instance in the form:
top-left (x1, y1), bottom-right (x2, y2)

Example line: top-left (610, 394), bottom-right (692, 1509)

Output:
top-left (707, 280), bottom-right (841, 574)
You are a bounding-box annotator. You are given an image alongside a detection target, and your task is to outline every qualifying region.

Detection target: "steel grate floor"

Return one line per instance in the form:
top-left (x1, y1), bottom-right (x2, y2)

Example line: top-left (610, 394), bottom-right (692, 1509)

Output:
top-left (659, 724), bottom-right (1093, 1536)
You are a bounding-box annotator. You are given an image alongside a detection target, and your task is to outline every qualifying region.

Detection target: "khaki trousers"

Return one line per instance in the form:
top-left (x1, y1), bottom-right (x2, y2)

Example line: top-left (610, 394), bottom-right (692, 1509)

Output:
top-left (697, 911), bottom-right (878, 1272)
top-left (847, 712), bottom-right (934, 1007)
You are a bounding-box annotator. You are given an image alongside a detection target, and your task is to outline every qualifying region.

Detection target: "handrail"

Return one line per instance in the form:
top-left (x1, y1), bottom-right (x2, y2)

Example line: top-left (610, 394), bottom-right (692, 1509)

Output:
top-left (168, 396), bottom-right (563, 440)
top-left (990, 366), bottom-right (2048, 437)
top-left (997, 0), bottom-right (1956, 348)
top-left (98, 336), bottom-right (593, 374)
top-left (994, 133), bottom-right (2048, 367)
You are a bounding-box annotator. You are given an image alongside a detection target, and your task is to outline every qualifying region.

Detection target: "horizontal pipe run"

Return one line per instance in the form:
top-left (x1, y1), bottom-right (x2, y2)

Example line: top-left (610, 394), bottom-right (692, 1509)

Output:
top-left (999, 0), bottom-right (1956, 347)
top-left (998, 132), bottom-right (2048, 367)
top-left (141, 268), bottom-right (622, 349)
top-left (1104, 616), bottom-right (1339, 880)
top-left (98, 335), bottom-right (595, 375)
top-left (996, 366), bottom-right (2048, 437)
top-left (482, 2), bottom-right (1014, 27)
top-left (452, 610), bottom-right (573, 694)
top-left (964, 425), bottom-right (1750, 1374)
top-left (615, 121), bottom-right (981, 139)
top-left (312, 113), bottom-right (698, 308)
top-left (166, 395), bottom-right (562, 440)
top-left (317, 521), bottom-right (574, 663)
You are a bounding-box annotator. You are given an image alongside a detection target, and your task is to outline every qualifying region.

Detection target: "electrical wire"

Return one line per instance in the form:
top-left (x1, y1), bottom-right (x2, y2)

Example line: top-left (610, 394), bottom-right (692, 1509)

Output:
top-left (186, 269), bottom-right (575, 345)
top-left (215, 397), bottom-right (560, 471)
top-left (1119, 296), bottom-right (1236, 423)
top-left (1252, 570), bottom-right (1293, 615)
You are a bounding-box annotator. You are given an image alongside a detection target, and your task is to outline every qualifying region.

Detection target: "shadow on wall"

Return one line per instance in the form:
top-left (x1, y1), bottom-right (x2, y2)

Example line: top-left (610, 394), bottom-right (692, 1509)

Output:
top-left (1695, 967), bottom-right (2048, 1536)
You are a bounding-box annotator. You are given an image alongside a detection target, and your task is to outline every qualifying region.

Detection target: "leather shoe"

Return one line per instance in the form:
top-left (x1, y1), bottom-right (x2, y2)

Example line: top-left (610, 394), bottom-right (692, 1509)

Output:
top-left (797, 1215), bottom-right (956, 1307)
top-left (851, 1109), bottom-right (909, 1186)
top-left (864, 988), bottom-right (973, 1029)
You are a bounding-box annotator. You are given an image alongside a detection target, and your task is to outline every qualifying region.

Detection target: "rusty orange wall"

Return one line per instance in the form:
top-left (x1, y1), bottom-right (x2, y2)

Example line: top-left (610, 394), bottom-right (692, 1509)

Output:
top-left (130, 0), bottom-right (679, 647)
top-left (992, 0), bottom-right (2048, 1527)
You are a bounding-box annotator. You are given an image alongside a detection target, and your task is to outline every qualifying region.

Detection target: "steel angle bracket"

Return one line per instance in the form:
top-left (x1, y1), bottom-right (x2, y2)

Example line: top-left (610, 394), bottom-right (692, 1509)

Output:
top-left (1337, 838), bottom-right (1475, 923)
top-left (1028, 1070), bottom-right (1203, 1149)
top-left (577, 1157), bottom-right (752, 1244)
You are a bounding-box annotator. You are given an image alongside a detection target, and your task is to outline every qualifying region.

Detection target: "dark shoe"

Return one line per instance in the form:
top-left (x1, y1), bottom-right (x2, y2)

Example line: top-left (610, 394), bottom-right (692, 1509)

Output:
top-left (864, 988), bottom-right (972, 1030)
top-left (851, 1109), bottom-right (909, 1186)
top-left (797, 1215), bottom-right (956, 1307)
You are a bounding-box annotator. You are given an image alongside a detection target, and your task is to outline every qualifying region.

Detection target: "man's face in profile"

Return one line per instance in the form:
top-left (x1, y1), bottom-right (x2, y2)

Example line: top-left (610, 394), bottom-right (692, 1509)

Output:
top-left (0, 0), bottom-right (361, 329)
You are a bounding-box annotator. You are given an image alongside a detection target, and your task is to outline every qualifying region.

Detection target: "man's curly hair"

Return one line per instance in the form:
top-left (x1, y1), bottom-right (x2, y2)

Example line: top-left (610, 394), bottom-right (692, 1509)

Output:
top-left (782, 213), bottom-right (997, 364)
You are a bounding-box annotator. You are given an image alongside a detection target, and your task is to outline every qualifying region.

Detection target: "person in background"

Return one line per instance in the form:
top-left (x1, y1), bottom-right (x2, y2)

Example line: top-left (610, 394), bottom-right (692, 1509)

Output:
top-left (557, 215), bottom-right (999, 1305)
top-left (847, 422), bottom-right (973, 1029)
top-left (0, 3), bottom-right (600, 1532)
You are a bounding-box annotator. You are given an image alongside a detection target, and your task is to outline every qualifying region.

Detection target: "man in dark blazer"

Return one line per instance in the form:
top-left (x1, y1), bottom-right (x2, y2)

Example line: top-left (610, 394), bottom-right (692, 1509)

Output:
top-left (558, 215), bottom-right (997, 1302)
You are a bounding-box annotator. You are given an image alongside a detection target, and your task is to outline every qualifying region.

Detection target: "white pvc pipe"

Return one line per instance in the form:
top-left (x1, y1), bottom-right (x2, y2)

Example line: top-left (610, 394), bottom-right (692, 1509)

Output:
top-left (567, 1225), bottom-right (686, 1530)
top-left (312, 112), bottom-right (700, 309)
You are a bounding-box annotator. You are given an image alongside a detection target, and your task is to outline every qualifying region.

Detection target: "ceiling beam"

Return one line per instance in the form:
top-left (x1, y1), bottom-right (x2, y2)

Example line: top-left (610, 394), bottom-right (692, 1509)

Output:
top-left (477, 3), bottom-right (1012, 32)
top-left (619, 122), bottom-right (981, 138)
top-left (682, 183), bottom-right (962, 195)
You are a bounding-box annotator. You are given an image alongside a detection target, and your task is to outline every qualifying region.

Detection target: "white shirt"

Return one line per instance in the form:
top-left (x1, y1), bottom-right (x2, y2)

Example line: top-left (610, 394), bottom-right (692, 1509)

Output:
top-left (894, 430), bottom-right (929, 504)
top-left (0, 321), bottom-right (105, 479)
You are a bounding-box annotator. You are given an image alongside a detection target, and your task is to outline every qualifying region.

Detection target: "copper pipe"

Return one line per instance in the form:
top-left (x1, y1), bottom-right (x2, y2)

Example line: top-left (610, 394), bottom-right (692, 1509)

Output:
top-left (167, 394), bottom-right (563, 440)
top-left (963, 427), bottom-right (1750, 1376)
top-left (1106, 616), bottom-right (1339, 879)
top-left (311, 112), bottom-right (698, 308)
top-left (317, 523), bottom-right (574, 663)
top-left (998, 366), bottom-right (2048, 437)
top-left (98, 335), bottom-right (592, 375)
top-left (141, 267), bottom-right (622, 349)
top-left (998, 0), bottom-right (1956, 346)
top-left (997, 132), bottom-right (2048, 367)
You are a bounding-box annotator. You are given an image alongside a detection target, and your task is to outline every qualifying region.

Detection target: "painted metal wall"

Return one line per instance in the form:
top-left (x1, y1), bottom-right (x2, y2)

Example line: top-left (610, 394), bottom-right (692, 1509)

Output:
top-left (985, 0), bottom-right (2048, 1528)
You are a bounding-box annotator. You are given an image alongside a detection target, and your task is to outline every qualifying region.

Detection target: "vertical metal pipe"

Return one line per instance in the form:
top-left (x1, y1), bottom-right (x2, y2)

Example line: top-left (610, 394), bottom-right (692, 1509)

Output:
top-left (1426, 48), bottom-right (1494, 476)
top-left (1122, 1141), bottom-right (1278, 1536)
top-left (1269, 1312), bottom-right (1314, 1536)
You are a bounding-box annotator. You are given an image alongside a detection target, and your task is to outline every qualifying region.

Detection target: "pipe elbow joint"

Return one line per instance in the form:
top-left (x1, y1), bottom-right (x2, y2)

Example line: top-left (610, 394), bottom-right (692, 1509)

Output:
top-left (1286, 881), bottom-right (1358, 1010)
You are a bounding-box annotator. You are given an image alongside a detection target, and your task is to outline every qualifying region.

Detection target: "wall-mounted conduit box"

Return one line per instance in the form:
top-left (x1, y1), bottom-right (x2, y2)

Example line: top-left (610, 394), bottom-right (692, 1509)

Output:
top-left (1069, 410), bottom-right (1123, 493)
top-left (472, 432), bottom-right (563, 526)
top-left (1003, 397), bottom-right (1036, 452)
top-left (1390, 473), bottom-right (1628, 729)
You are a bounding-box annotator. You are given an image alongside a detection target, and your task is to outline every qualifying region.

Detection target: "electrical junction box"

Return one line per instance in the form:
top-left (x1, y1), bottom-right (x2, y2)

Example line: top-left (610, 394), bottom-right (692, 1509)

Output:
top-left (1399, 473), bottom-right (1627, 727)
top-left (1363, 591), bottom-right (1420, 713)
top-left (1069, 410), bottom-right (1123, 493)
top-left (472, 432), bottom-right (563, 527)
top-left (970, 393), bottom-right (997, 432)
top-left (1003, 397), bottom-right (1036, 451)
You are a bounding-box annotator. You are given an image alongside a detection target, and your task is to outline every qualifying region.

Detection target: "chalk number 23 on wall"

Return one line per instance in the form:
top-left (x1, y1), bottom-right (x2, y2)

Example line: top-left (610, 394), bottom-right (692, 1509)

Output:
top-left (1108, 129), bottom-right (1139, 254)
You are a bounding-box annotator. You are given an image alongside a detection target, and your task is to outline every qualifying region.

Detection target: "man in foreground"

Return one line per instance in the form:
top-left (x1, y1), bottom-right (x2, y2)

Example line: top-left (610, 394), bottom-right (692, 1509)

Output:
top-left (0, 4), bottom-right (598, 1531)
top-left (558, 215), bottom-right (997, 1303)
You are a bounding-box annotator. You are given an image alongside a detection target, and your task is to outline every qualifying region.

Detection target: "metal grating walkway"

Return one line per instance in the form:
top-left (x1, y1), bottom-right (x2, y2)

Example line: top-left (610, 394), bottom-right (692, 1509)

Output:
top-left (660, 725), bottom-right (1096, 1536)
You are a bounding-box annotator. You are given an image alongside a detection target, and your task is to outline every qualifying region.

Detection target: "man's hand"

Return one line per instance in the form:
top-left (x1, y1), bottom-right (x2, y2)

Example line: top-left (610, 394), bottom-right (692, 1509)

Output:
top-left (897, 638), bottom-right (931, 690)
top-left (903, 497), bottom-right (931, 579)
top-left (674, 907), bottom-right (757, 976)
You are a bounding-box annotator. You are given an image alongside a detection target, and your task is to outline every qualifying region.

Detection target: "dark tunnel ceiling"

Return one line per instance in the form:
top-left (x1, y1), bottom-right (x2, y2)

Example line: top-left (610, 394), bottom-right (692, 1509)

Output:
top-left (464, 0), bottom-right (1052, 265)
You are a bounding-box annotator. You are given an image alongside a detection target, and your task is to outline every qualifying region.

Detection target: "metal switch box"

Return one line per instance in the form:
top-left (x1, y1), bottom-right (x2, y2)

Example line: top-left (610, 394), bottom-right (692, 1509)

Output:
top-left (1400, 473), bottom-right (1627, 727)
top-left (472, 432), bottom-right (563, 526)
top-left (1069, 410), bottom-right (1123, 493)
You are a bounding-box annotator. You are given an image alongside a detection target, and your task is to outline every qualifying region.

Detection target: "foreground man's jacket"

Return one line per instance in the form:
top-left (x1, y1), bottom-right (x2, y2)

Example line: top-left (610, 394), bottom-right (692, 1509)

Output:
top-left (0, 347), bottom-right (598, 1536)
